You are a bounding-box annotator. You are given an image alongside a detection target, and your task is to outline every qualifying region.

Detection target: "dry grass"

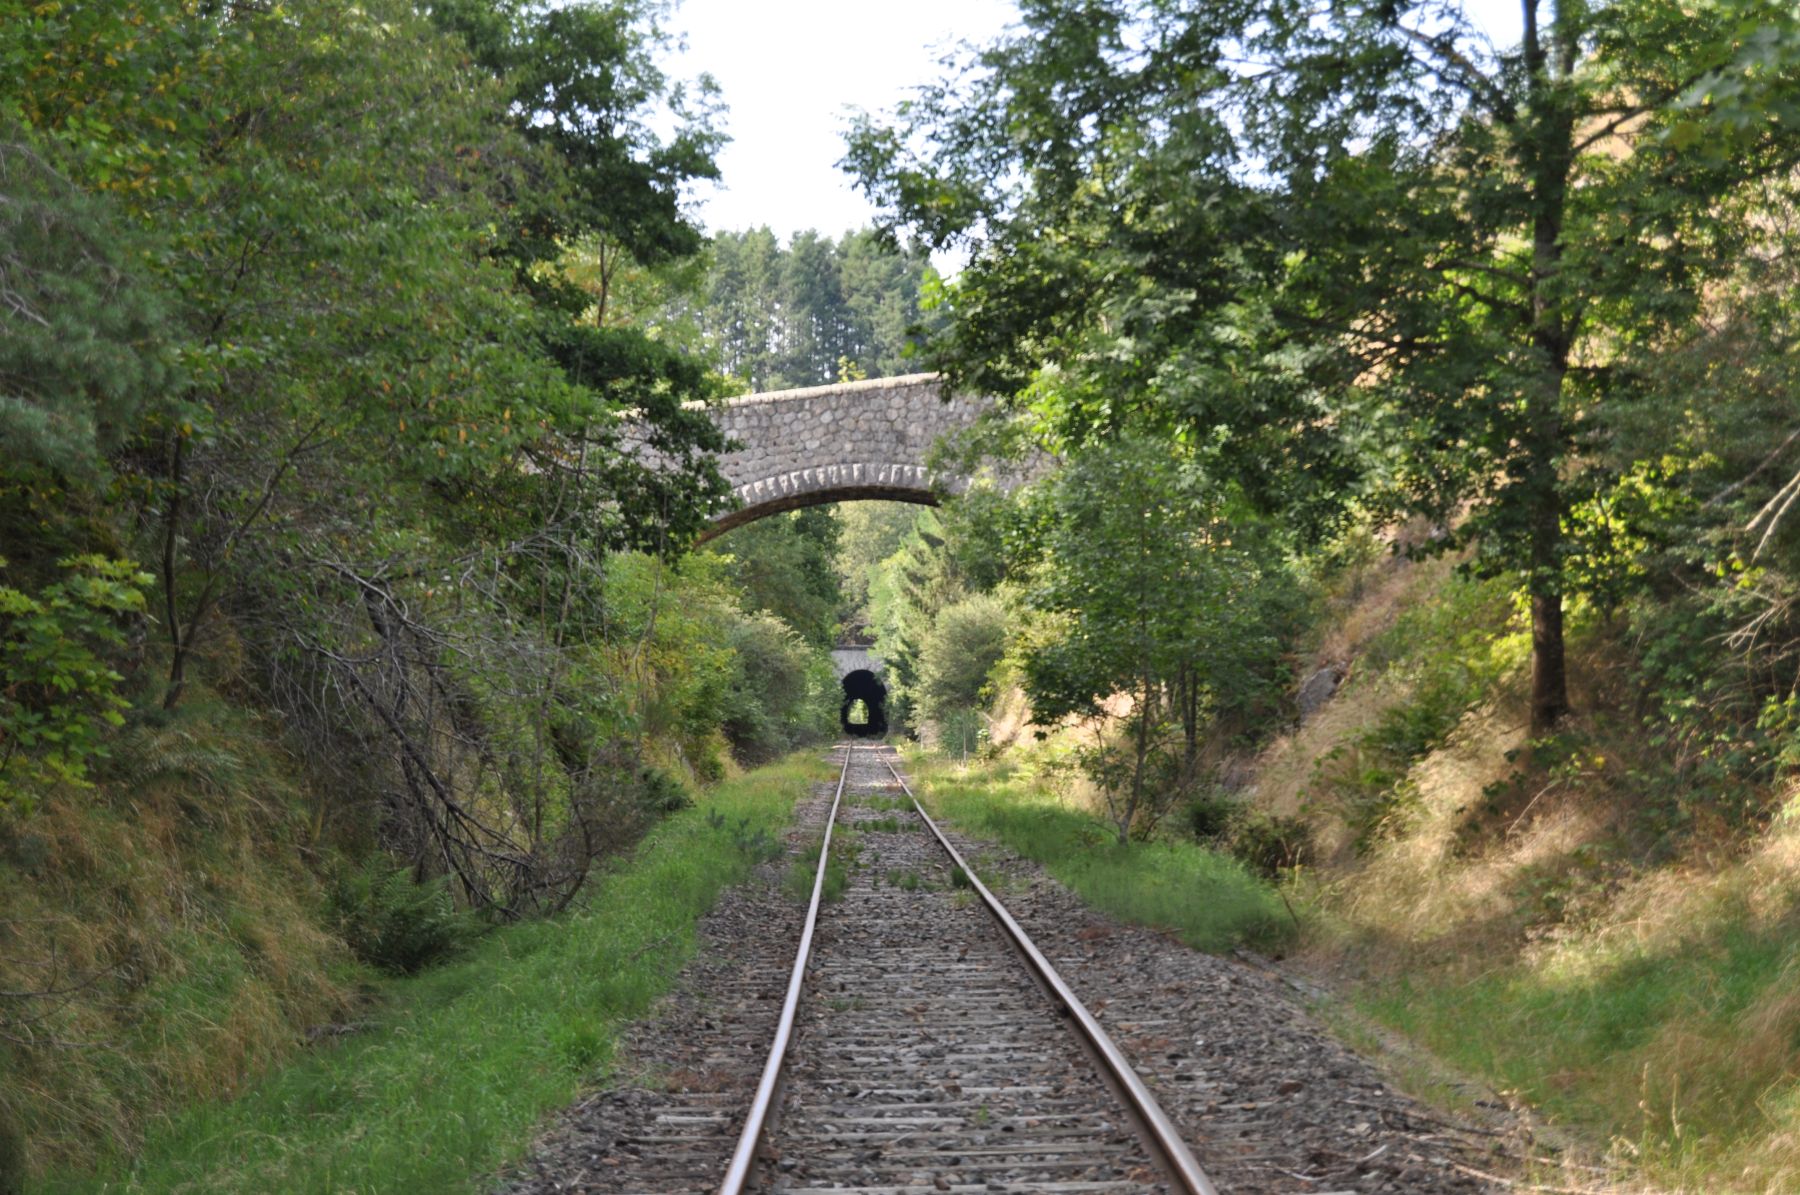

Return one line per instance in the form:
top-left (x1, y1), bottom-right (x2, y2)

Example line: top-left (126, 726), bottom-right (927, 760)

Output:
top-left (1252, 552), bottom-right (1465, 829)
top-left (1243, 548), bottom-right (1800, 1192)
top-left (1, 706), bottom-right (358, 1179)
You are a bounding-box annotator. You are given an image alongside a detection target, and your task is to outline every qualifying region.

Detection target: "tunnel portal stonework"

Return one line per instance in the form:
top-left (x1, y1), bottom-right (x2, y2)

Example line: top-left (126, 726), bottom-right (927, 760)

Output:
top-left (690, 373), bottom-right (992, 541)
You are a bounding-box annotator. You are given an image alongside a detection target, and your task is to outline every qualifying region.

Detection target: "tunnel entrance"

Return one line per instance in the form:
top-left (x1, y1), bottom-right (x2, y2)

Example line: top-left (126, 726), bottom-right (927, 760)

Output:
top-left (840, 669), bottom-right (888, 738)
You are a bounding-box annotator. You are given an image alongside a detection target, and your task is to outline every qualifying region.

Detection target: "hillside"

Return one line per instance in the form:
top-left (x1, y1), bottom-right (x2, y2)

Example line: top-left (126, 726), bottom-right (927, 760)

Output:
top-left (1261, 547), bottom-right (1800, 1190)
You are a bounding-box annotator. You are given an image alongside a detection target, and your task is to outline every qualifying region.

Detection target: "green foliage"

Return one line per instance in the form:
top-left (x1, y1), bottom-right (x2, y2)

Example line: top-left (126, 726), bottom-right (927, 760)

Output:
top-left (834, 501), bottom-right (926, 634)
top-left (633, 765), bottom-right (691, 815)
top-left (848, 0), bottom-right (1800, 731)
top-left (1186, 790), bottom-right (1239, 841)
top-left (327, 859), bottom-right (475, 976)
top-left (717, 611), bottom-right (836, 763)
top-left (0, 555), bottom-right (149, 812)
top-left (706, 508), bottom-right (844, 646)
top-left (1360, 907), bottom-right (1800, 1189)
top-left (1310, 570), bottom-right (1527, 851)
top-left (692, 228), bottom-right (939, 391)
top-left (1016, 435), bottom-right (1299, 840)
top-left (1582, 189), bottom-right (1800, 802)
top-left (0, 135), bottom-right (169, 479)
top-left (1186, 791), bottom-right (1311, 878)
top-left (425, 0), bottom-right (725, 309)
top-left (915, 592), bottom-right (1009, 724)
top-left (785, 831), bottom-right (852, 905)
top-left (866, 505), bottom-right (1015, 731)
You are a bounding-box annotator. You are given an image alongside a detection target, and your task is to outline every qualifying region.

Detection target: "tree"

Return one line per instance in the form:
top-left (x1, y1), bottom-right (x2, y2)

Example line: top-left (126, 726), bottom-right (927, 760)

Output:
top-left (834, 501), bottom-right (926, 635)
top-left (868, 510), bottom-right (973, 730)
top-left (916, 592), bottom-right (1009, 724)
top-left (718, 610), bottom-right (836, 761)
top-left (1020, 436), bottom-right (1287, 843)
top-left (692, 228), bottom-right (937, 391)
top-left (425, 0), bottom-right (726, 319)
top-left (847, 0), bottom-right (1800, 733)
top-left (1, 0), bottom-right (738, 914)
top-left (0, 135), bottom-right (169, 483)
top-left (704, 508), bottom-right (844, 647)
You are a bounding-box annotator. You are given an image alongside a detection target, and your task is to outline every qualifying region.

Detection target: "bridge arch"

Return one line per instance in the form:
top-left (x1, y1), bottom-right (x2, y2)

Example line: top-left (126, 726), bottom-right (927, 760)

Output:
top-left (689, 374), bottom-right (993, 542)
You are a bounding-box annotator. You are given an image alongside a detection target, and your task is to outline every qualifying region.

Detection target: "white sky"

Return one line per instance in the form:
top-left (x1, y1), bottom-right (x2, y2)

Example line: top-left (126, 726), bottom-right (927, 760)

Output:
top-left (666, 0), bottom-right (1525, 243)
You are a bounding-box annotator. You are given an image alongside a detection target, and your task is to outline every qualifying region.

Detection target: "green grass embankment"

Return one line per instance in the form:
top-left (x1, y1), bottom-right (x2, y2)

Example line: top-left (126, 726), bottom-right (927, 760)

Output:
top-left (911, 756), bottom-right (1293, 953)
top-left (44, 752), bottom-right (826, 1195)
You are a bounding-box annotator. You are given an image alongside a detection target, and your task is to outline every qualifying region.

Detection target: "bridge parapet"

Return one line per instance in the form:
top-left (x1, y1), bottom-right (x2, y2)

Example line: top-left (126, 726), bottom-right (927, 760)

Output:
top-left (623, 372), bottom-right (1040, 538)
top-left (696, 373), bottom-right (999, 538)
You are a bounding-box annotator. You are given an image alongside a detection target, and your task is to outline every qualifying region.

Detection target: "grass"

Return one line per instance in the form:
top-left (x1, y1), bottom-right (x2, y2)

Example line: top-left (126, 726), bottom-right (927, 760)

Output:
top-left (914, 757), bottom-right (1293, 953)
top-left (882, 868), bottom-right (924, 891)
top-left (1267, 549), bottom-right (1800, 1190)
top-left (39, 751), bottom-right (828, 1195)
top-left (2, 701), bottom-right (360, 1181)
top-left (858, 795), bottom-right (914, 813)
top-left (851, 815), bottom-right (910, 833)
top-left (784, 825), bottom-right (856, 905)
top-left (1350, 865), bottom-right (1800, 1191)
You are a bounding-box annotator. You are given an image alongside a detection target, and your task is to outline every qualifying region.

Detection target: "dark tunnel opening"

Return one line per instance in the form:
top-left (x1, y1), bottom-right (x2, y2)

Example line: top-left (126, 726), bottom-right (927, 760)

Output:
top-left (840, 669), bottom-right (888, 738)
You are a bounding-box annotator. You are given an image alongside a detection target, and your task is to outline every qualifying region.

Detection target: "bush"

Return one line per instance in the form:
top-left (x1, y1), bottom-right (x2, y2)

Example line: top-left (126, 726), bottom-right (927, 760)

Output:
top-left (1229, 809), bottom-right (1312, 877)
top-left (327, 858), bottom-right (475, 975)
top-left (916, 592), bottom-right (1009, 724)
top-left (0, 554), bottom-right (149, 814)
top-left (635, 765), bottom-right (690, 815)
top-left (719, 611), bottom-right (835, 762)
top-left (1187, 789), bottom-right (1239, 840)
top-left (1186, 789), bottom-right (1312, 876)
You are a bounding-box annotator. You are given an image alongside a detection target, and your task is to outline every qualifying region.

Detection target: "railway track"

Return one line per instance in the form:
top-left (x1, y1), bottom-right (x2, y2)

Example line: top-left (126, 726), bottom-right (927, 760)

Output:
top-left (722, 743), bottom-right (1216, 1194)
top-left (501, 745), bottom-right (1516, 1194)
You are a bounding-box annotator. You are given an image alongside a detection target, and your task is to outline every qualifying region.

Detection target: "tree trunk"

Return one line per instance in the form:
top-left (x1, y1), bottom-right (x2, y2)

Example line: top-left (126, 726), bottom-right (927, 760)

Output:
top-left (1177, 661), bottom-right (1200, 778)
top-left (1122, 672), bottom-right (1153, 846)
top-left (1521, 0), bottom-right (1576, 735)
top-left (160, 432), bottom-right (188, 710)
top-left (1529, 580), bottom-right (1568, 732)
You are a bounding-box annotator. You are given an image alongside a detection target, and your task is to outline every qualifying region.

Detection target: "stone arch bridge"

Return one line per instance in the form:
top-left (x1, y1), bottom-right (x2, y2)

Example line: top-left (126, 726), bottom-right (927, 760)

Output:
top-left (675, 373), bottom-right (1000, 541)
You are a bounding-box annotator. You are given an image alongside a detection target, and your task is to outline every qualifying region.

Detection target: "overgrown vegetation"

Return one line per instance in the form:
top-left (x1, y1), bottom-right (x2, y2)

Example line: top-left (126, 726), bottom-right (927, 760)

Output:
top-left (11, 0), bottom-right (1800, 1190)
top-left (832, 10), bottom-right (1800, 1183)
top-left (1263, 546), bottom-right (1800, 1189)
top-left (915, 756), bottom-right (1293, 952)
top-left (35, 754), bottom-right (822, 1194)
top-left (0, 2), bottom-right (908, 1182)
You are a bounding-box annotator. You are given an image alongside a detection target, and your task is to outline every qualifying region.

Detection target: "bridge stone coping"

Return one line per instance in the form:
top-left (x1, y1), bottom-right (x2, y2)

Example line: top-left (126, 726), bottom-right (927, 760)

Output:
top-left (678, 373), bottom-right (1000, 541)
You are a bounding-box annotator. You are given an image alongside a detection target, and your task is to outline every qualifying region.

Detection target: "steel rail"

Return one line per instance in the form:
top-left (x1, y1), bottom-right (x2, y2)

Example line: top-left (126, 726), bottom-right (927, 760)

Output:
top-left (876, 748), bottom-right (1221, 1195)
top-left (716, 743), bottom-right (855, 1195)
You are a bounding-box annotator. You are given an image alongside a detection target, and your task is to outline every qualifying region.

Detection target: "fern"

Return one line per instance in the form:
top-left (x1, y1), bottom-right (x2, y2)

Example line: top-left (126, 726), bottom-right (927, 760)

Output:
top-left (103, 723), bottom-right (249, 795)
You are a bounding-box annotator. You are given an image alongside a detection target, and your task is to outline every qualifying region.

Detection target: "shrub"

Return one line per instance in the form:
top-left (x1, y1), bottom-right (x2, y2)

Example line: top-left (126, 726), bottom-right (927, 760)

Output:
top-left (327, 858), bottom-right (474, 975)
top-left (0, 554), bottom-right (150, 814)
top-left (1187, 789), bottom-right (1239, 840)
top-left (635, 765), bottom-right (691, 815)
top-left (1185, 789), bottom-right (1312, 876)
top-left (916, 592), bottom-right (1009, 724)
top-left (719, 611), bottom-right (834, 762)
top-left (1229, 809), bottom-right (1312, 877)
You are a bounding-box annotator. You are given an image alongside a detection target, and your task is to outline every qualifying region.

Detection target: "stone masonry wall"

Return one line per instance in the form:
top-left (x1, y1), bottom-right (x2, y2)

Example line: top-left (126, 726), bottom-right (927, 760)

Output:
top-left (699, 374), bottom-right (992, 537)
